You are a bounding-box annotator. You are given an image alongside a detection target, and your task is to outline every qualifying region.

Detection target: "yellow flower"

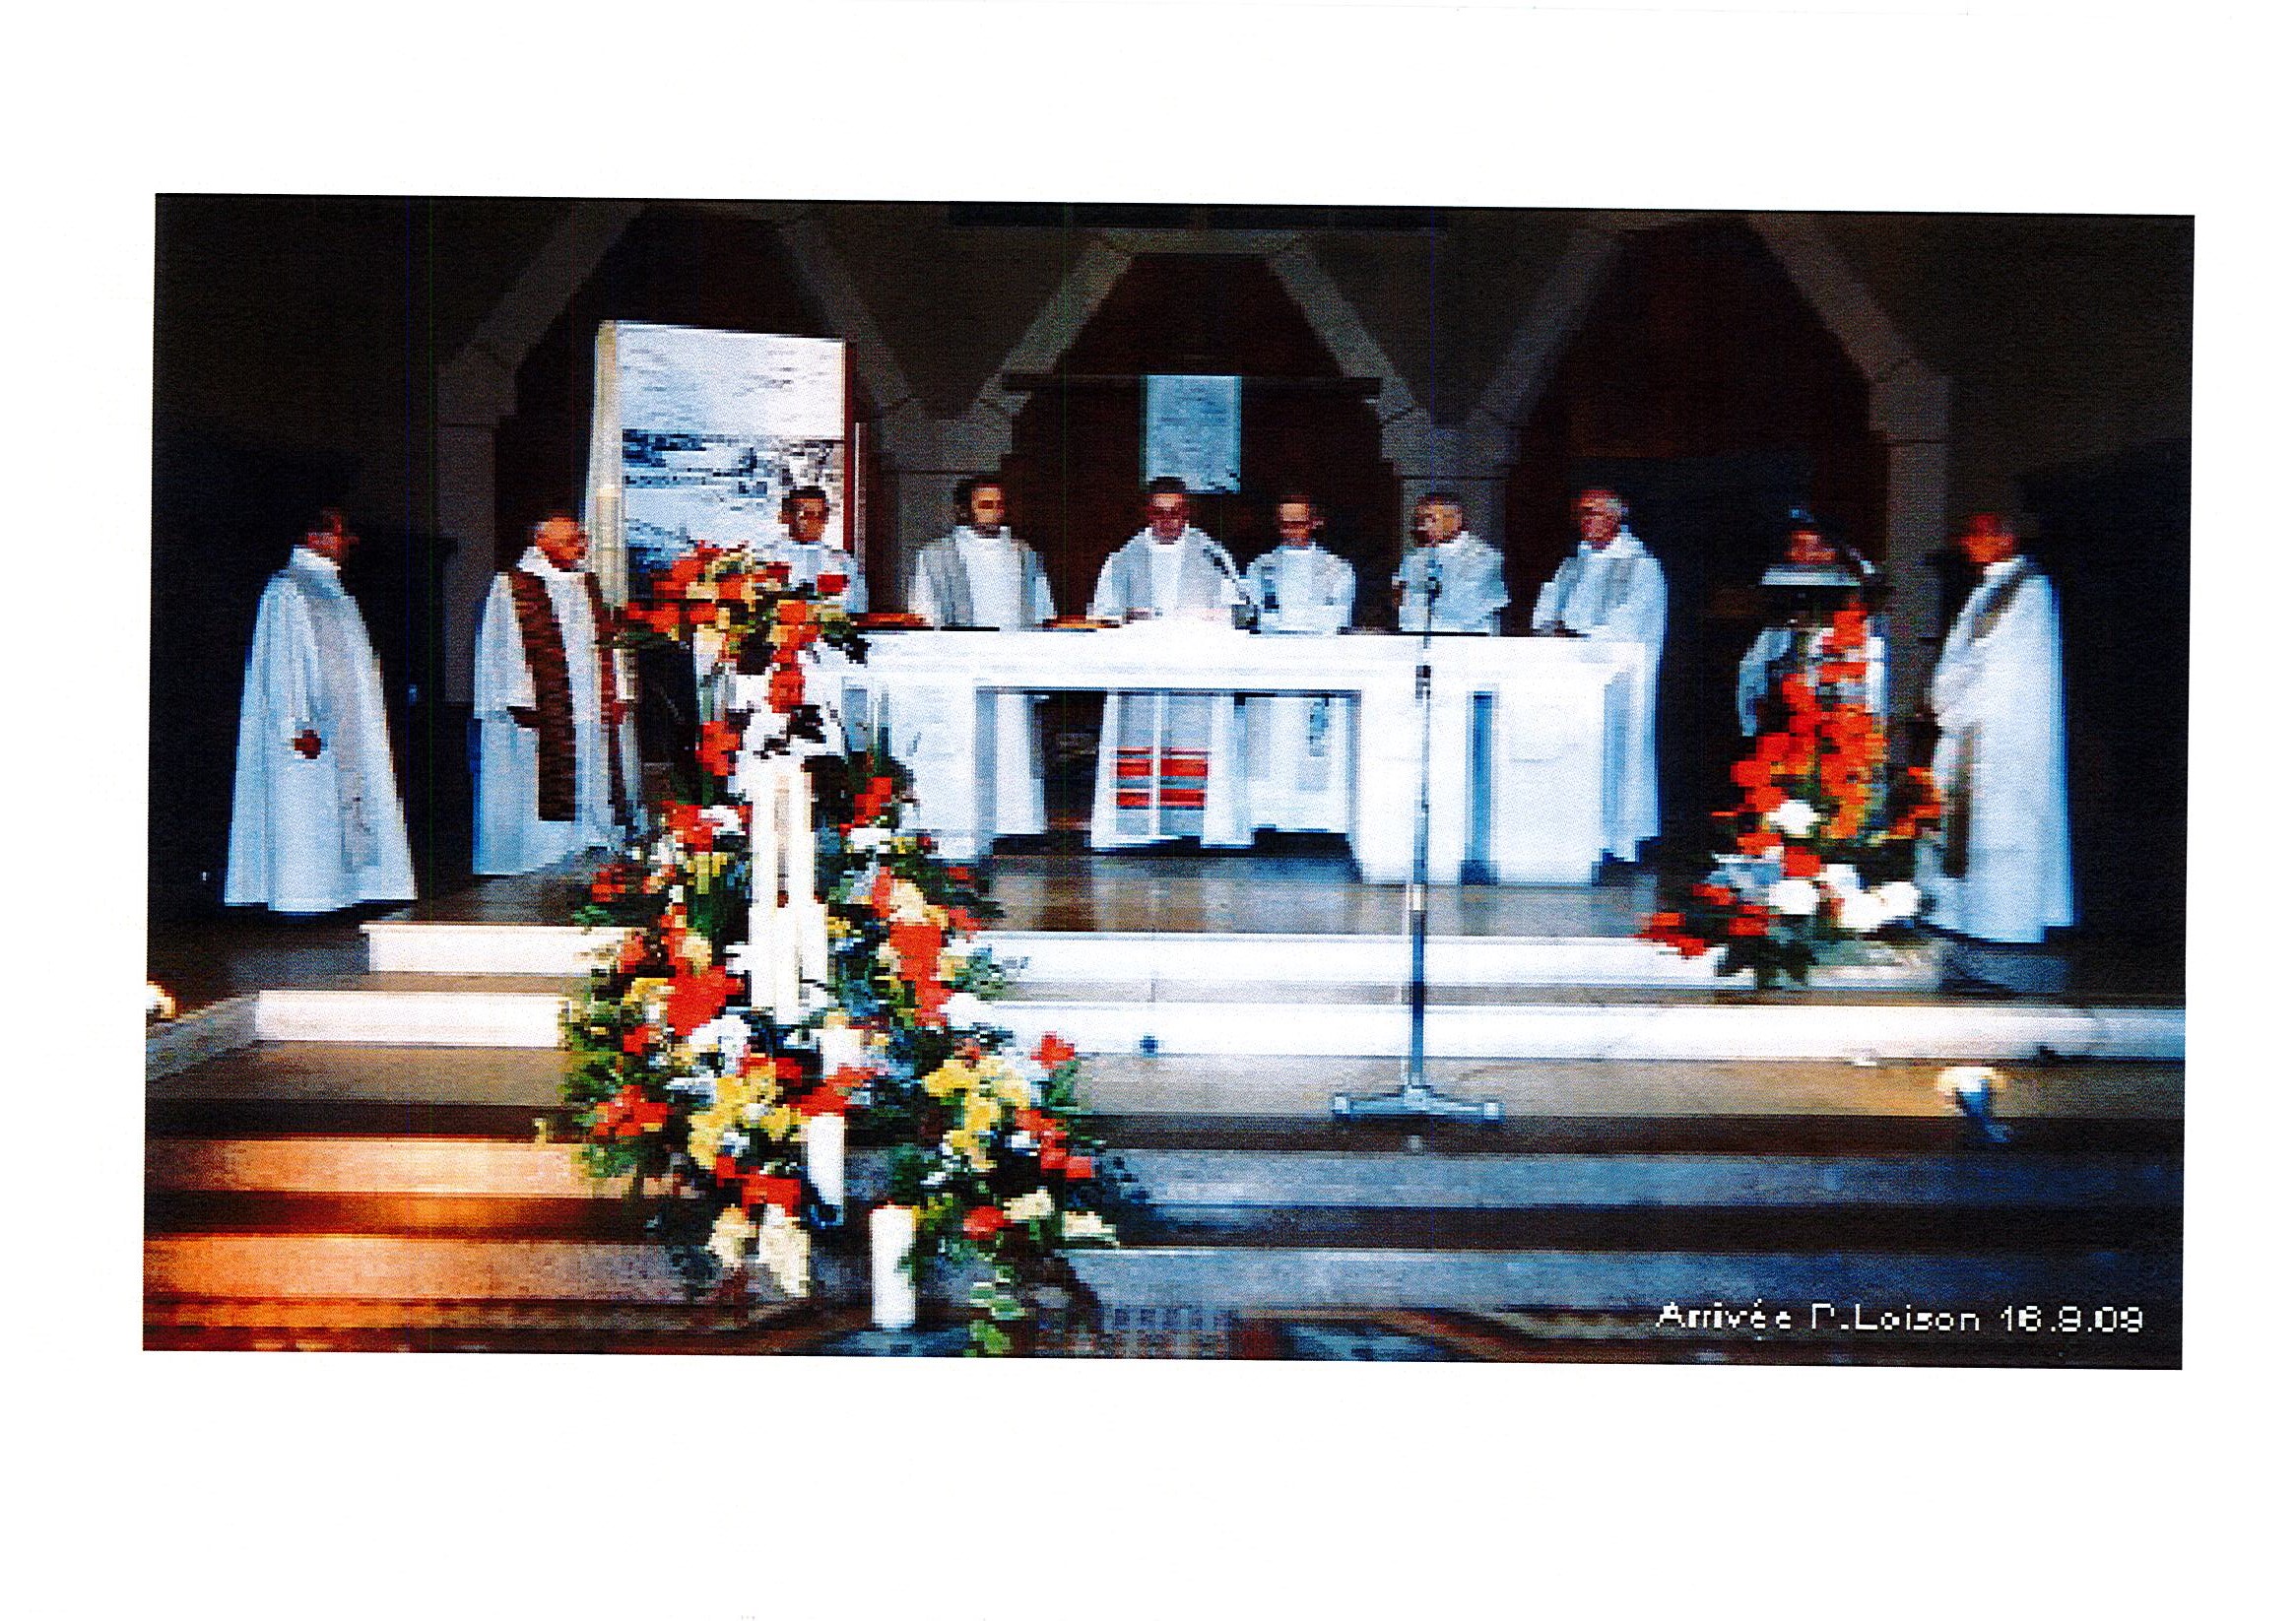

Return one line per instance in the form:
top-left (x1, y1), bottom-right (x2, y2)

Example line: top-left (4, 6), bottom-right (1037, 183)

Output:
top-left (981, 1057), bottom-right (1033, 1109)
top-left (923, 1059), bottom-right (973, 1100)
top-left (960, 1089), bottom-right (1002, 1138)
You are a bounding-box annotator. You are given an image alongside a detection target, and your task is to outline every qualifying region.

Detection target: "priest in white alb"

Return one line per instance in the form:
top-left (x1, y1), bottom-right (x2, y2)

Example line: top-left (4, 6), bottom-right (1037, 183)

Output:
top-left (1393, 491), bottom-right (1508, 635)
top-left (1242, 493), bottom-right (1357, 835)
top-left (906, 477), bottom-right (1058, 838)
top-left (1086, 477), bottom-right (1251, 849)
top-left (764, 485), bottom-right (866, 612)
top-left (1736, 511), bottom-right (1886, 734)
top-left (473, 511), bottom-right (633, 875)
top-left (1916, 513), bottom-right (2074, 944)
top-left (1532, 486), bottom-right (1667, 856)
top-left (224, 509), bottom-right (417, 913)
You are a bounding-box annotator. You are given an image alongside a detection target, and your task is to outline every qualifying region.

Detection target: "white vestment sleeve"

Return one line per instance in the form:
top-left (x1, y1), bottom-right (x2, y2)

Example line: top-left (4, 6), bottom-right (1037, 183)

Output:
top-left (1088, 554), bottom-right (1125, 621)
top-left (474, 575), bottom-right (535, 716)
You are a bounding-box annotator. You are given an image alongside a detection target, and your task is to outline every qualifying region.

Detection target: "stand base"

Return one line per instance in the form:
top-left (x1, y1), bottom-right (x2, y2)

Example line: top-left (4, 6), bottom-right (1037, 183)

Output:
top-left (1331, 1082), bottom-right (1501, 1123)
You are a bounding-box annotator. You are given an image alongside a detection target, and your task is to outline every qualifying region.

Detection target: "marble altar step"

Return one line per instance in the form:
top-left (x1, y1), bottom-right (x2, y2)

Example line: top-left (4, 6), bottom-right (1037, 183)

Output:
top-left (359, 917), bottom-right (1935, 990)
top-left (238, 969), bottom-right (2185, 1062)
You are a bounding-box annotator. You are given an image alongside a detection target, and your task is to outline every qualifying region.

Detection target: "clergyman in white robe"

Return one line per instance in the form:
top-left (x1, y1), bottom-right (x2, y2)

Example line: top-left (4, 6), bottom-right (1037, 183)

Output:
top-left (224, 538), bottom-right (416, 913)
top-left (1533, 522), bottom-right (1667, 852)
top-left (1394, 532), bottom-right (1509, 635)
top-left (906, 523), bottom-right (1058, 838)
top-left (1916, 551), bottom-right (2074, 943)
top-left (474, 541), bottom-right (630, 875)
top-left (1087, 525), bottom-right (1251, 849)
top-left (1242, 541), bottom-right (1357, 834)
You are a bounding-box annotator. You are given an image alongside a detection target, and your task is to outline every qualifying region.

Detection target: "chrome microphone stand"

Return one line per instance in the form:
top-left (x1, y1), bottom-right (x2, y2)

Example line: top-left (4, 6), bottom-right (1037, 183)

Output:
top-left (1334, 553), bottom-right (1500, 1123)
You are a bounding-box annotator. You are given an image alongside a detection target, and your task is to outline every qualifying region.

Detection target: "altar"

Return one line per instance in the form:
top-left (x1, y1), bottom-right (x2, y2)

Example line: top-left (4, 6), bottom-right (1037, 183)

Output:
top-left (837, 624), bottom-right (1645, 883)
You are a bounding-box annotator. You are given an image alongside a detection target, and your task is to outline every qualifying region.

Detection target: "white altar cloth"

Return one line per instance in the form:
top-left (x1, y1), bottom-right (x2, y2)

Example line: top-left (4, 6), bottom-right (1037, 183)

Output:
top-left (841, 626), bottom-right (1641, 884)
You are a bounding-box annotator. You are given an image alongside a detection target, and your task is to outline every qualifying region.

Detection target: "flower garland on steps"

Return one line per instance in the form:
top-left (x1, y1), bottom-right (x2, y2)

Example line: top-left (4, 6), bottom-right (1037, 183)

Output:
top-left (561, 546), bottom-right (1120, 1353)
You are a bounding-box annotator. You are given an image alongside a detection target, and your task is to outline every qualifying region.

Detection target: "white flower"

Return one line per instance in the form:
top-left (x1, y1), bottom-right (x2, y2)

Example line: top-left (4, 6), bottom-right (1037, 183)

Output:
top-left (1935, 1065), bottom-right (2001, 1100)
top-left (1767, 878), bottom-right (1820, 916)
top-left (1876, 881), bottom-right (1923, 921)
top-left (1003, 1188), bottom-right (1055, 1223)
top-left (848, 825), bottom-right (889, 850)
top-left (146, 982), bottom-right (176, 1021)
top-left (942, 992), bottom-right (989, 1028)
top-left (1837, 889), bottom-right (1889, 934)
top-left (1766, 799), bottom-right (1821, 838)
top-left (689, 1013), bottom-right (751, 1066)
top-left (1820, 864), bottom-right (1864, 895)
top-left (1060, 1210), bottom-right (1116, 1245)
top-left (706, 1205), bottom-right (756, 1269)
top-left (756, 1206), bottom-right (812, 1298)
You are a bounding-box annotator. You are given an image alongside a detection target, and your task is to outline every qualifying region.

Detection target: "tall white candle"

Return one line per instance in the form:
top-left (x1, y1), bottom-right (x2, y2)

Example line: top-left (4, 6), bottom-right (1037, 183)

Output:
top-left (804, 1111), bottom-right (845, 1211)
top-left (869, 1204), bottom-right (917, 1330)
top-left (787, 756), bottom-right (816, 902)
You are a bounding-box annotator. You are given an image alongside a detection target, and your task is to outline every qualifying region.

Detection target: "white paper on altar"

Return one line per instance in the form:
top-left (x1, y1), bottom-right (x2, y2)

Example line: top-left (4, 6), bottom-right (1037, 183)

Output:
top-left (591, 321), bottom-right (850, 578)
top-left (1143, 373), bottom-right (1241, 492)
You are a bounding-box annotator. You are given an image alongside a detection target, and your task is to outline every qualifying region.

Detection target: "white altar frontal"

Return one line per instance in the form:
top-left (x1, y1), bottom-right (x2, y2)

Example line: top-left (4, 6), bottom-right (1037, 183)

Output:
top-left (839, 622), bottom-right (1645, 884)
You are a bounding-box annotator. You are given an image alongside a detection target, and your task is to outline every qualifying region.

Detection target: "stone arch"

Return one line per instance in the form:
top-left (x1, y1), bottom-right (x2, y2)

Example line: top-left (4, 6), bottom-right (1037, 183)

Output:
top-left (1474, 211), bottom-right (1950, 717)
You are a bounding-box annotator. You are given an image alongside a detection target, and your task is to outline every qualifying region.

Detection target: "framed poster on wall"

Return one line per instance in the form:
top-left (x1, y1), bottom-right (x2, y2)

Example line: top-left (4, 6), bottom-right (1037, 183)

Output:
top-left (586, 321), bottom-right (850, 601)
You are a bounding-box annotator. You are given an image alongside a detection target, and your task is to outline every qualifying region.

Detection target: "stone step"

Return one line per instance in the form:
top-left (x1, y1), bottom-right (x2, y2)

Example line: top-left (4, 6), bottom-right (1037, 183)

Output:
top-left (1065, 1235), bottom-right (2178, 1315)
top-left (234, 977), bottom-right (2184, 1061)
top-left (361, 917), bottom-right (1940, 991)
top-left (145, 1122), bottom-right (2179, 1211)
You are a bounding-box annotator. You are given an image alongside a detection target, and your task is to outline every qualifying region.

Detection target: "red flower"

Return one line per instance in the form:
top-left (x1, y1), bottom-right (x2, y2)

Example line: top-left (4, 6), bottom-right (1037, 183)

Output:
top-left (767, 668), bottom-right (807, 713)
top-left (817, 572), bottom-right (848, 597)
top-left (950, 866), bottom-right (973, 883)
top-left (713, 1153), bottom-right (740, 1183)
top-left (1676, 936), bottom-right (1712, 958)
top-left (1063, 1155), bottom-right (1094, 1180)
top-left (1039, 1142), bottom-right (1069, 1173)
top-left (697, 720), bottom-right (742, 777)
top-left (1781, 845), bottom-right (1821, 878)
top-left (1646, 911), bottom-right (1683, 932)
top-left (774, 599), bottom-right (810, 626)
top-left (1751, 784), bottom-right (1786, 813)
top-left (665, 966), bottom-right (734, 1038)
top-left (742, 1173), bottom-right (803, 1214)
top-left (1034, 1032), bottom-right (1077, 1069)
top-left (1737, 829), bottom-right (1781, 856)
top-left (1728, 915), bottom-right (1769, 938)
top-left (1730, 757), bottom-right (1771, 790)
top-left (761, 562), bottom-right (792, 588)
top-left (961, 1205), bottom-right (1007, 1240)
top-left (1752, 732), bottom-right (1790, 764)
top-left (621, 1026), bottom-right (652, 1055)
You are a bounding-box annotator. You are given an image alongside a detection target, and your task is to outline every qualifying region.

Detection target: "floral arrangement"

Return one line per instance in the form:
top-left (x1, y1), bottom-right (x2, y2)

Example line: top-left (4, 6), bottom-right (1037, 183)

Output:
top-left (561, 544), bottom-right (1120, 1351)
top-left (1642, 603), bottom-right (1941, 987)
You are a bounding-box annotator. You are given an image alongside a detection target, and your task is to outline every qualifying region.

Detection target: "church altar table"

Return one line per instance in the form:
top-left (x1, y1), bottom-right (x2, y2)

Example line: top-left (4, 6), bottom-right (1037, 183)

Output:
top-left (834, 624), bottom-right (1641, 884)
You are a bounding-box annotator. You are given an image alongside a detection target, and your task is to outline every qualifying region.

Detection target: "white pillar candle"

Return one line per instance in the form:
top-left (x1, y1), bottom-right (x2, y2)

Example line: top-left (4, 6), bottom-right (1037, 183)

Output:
top-left (786, 756), bottom-right (816, 902)
top-left (816, 1018), bottom-right (863, 1080)
top-left (869, 1204), bottom-right (917, 1330)
top-left (767, 906), bottom-right (803, 1025)
top-left (804, 1111), bottom-right (845, 1211)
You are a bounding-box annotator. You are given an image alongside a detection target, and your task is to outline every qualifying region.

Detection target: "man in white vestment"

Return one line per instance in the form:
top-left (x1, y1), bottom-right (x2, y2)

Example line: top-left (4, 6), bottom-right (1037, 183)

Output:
top-left (1086, 477), bottom-right (1251, 849)
top-left (906, 478), bottom-right (1058, 838)
top-left (1393, 491), bottom-right (1507, 635)
top-left (1916, 513), bottom-right (2074, 946)
top-left (1532, 486), bottom-right (1667, 854)
top-left (764, 485), bottom-right (866, 612)
top-left (473, 513), bottom-right (633, 875)
top-left (224, 509), bottom-right (417, 913)
top-left (1242, 494), bottom-right (1357, 834)
top-left (1737, 514), bottom-right (1886, 734)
